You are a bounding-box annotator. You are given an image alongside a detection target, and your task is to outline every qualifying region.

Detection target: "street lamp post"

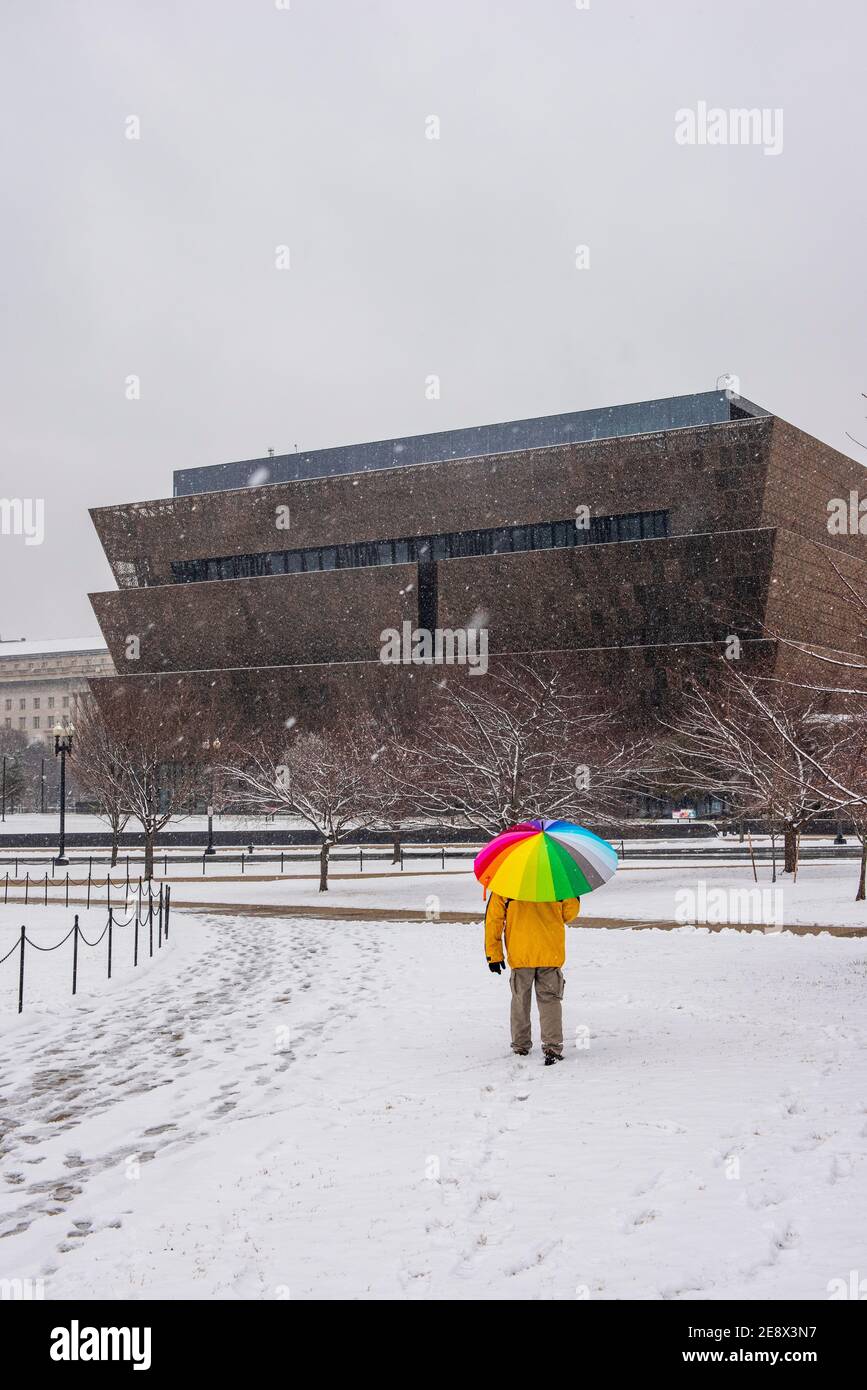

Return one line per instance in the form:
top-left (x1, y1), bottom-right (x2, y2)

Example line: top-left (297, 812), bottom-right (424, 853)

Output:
top-left (202, 737), bottom-right (221, 855)
top-left (53, 721), bottom-right (74, 865)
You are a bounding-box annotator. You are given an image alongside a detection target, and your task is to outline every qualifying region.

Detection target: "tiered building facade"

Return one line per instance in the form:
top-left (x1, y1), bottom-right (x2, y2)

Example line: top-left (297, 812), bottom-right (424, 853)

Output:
top-left (86, 391), bottom-right (867, 724)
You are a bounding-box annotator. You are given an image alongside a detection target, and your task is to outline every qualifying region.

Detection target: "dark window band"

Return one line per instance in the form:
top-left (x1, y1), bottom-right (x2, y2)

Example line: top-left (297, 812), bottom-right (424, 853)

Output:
top-left (170, 511), bottom-right (669, 584)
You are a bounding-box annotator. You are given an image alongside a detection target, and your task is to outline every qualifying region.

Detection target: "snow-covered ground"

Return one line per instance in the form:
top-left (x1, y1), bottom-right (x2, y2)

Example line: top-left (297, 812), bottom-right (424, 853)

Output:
top-left (0, 908), bottom-right (865, 1300)
top-left (0, 902), bottom-right (185, 1025)
top-left (1, 859), bottom-right (865, 927)
top-left (0, 811), bottom-right (850, 845)
top-left (0, 813), bottom-right (311, 834)
top-left (45, 862), bottom-right (867, 929)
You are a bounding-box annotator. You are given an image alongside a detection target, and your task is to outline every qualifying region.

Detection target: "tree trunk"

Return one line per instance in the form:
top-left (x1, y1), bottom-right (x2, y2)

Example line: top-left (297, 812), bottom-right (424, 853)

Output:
top-left (770, 828), bottom-right (777, 884)
top-left (110, 820), bottom-right (119, 867)
top-left (391, 831), bottom-right (401, 865)
top-left (857, 841), bottom-right (866, 902)
top-left (319, 840), bottom-right (330, 893)
top-left (144, 830), bottom-right (155, 882)
top-left (783, 823), bottom-right (798, 875)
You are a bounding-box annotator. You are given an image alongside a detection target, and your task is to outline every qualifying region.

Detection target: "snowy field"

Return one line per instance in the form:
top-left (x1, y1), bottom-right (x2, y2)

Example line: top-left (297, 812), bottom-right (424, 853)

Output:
top-left (1, 857), bottom-right (865, 930)
top-left (0, 902), bottom-right (186, 1024)
top-left (0, 812), bottom-right (849, 852)
top-left (0, 904), bottom-right (866, 1300)
top-left (0, 813), bottom-right (311, 835)
top-left (7, 861), bottom-right (852, 930)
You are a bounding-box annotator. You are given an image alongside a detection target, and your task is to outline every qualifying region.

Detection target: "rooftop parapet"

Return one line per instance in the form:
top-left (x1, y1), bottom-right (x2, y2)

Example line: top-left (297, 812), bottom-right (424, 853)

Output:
top-left (172, 390), bottom-right (770, 497)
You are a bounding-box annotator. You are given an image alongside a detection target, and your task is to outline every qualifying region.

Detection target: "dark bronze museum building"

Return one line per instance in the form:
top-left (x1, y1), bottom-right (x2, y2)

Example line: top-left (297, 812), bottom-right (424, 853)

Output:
top-left (88, 390), bottom-right (867, 719)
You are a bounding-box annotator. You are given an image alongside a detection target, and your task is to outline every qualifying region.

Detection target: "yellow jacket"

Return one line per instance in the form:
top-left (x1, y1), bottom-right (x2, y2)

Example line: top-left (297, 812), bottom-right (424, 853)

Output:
top-left (484, 893), bottom-right (581, 969)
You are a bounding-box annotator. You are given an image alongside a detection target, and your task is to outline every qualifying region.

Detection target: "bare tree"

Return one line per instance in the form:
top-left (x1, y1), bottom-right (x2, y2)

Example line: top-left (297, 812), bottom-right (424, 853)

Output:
top-left (226, 727), bottom-right (370, 891)
top-left (853, 814), bottom-right (867, 902)
top-left (0, 729), bottom-right (29, 814)
top-left (736, 547), bottom-right (867, 896)
top-left (354, 693), bottom-right (430, 863)
top-left (383, 663), bottom-right (647, 839)
top-left (742, 701), bottom-right (867, 900)
top-left (826, 717), bottom-right (867, 899)
top-left (659, 665), bottom-right (836, 880)
top-left (71, 697), bottom-right (131, 865)
top-left (88, 683), bottom-right (207, 879)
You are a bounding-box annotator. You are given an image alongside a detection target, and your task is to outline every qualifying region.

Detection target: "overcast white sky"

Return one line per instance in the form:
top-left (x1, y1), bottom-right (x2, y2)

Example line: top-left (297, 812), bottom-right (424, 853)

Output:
top-left (1, 0), bottom-right (864, 641)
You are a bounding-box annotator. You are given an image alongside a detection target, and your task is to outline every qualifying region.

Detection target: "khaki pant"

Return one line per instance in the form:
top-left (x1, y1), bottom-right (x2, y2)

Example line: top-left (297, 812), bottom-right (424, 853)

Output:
top-left (509, 967), bottom-right (565, 1056)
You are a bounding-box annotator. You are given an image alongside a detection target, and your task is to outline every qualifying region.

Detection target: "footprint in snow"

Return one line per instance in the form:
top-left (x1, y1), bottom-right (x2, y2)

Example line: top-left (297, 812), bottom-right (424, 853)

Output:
top-left (780, 1091), bottom-right (806, 1117)
top-left (828, 1154), bottom-right (852, 1184)
top-left (744, 1184), bottom-right (785, 1210)
top-left (622, 1208), bottom-right (660, 1232)
top-left (770, 1224), bottom-right (800, 1252)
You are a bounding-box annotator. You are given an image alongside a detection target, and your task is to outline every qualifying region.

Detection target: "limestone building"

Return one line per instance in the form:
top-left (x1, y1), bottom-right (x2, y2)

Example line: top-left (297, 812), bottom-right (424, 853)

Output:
top-left (0, 638), bottom-right (114, 742)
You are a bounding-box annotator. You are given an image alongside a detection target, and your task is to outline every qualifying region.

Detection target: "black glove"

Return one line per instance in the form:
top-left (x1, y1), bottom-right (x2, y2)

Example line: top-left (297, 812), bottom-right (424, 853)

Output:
top-left (488, 960), bottom-right (505, 974)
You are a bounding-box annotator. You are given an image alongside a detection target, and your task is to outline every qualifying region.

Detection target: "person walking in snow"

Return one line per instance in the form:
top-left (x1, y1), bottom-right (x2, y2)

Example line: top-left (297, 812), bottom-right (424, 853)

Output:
top-left (485, 892), bottom-right (580, 1065)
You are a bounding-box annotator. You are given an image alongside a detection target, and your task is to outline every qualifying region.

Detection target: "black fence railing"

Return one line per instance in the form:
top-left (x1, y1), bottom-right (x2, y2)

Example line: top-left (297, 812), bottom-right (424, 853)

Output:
top-left (0, 884), bottom-right (172, 1015)
top-left (0, 847), bottom-right (478, 881)
top-left (2, 867), bottom-right (173, 911)
top-left (0, 839), bottom-right (861, 890)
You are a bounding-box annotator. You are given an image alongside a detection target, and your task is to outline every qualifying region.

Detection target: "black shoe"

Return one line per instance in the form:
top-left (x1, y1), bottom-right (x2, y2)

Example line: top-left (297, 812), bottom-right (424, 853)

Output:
top-left (543, 1052), bottom-right (563, 1066)
top-left (512, 1048), bottom-right (530, 1056)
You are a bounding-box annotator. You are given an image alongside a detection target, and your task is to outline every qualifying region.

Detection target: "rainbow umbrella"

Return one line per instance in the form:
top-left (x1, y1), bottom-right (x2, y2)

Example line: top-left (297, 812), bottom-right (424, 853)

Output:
top-left (474, 818), bottom-right (618, 902)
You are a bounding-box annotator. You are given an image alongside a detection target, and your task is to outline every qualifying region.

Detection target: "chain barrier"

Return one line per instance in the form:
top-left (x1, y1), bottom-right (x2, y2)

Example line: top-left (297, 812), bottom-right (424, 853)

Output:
top-left (1, 885), bottom-right (171, 1014)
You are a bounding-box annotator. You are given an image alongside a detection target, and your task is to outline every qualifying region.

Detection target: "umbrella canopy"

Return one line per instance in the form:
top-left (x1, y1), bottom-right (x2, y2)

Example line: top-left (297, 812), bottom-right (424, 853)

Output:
top-left (474, 818), bottom-right (618, 902)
